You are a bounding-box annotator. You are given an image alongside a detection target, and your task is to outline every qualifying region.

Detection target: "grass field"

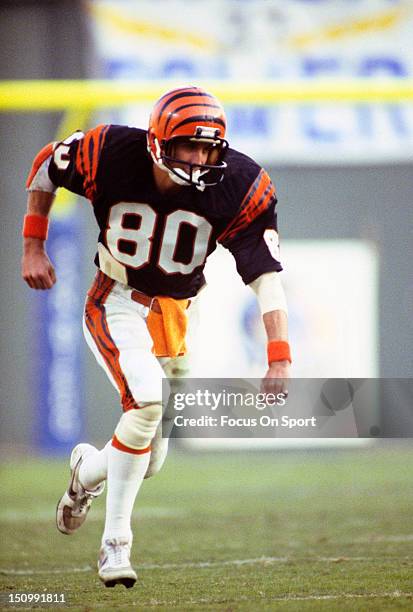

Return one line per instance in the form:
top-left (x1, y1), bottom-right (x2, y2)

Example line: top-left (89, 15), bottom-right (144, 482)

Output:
top-left (0, 444), bottom-right (412, 611)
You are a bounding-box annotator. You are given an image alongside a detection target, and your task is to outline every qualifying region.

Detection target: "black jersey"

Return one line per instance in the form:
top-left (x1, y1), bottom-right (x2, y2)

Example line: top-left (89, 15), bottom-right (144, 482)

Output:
top-left (48, 125), bottom-right (282, 298)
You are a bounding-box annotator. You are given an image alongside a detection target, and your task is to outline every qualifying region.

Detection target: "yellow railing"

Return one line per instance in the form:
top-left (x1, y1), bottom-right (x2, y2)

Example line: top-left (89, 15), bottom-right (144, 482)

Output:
top-left (1, 79), bottom-right (413, 111)
top-left (10, 79), bottom-right (412, 216)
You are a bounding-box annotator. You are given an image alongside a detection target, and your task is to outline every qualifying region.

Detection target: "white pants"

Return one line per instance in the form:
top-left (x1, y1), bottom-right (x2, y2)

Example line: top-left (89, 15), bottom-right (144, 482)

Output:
top-left (83, 271), bottom-right (199, 410)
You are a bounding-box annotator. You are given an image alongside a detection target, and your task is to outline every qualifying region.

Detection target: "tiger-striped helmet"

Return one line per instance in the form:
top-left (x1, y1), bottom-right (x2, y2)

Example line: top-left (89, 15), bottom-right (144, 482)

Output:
top-left (147, 86), bottom-right (228, 190)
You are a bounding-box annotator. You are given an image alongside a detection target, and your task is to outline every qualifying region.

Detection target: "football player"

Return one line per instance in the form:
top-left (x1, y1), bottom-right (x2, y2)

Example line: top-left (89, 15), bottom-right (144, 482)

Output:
top-left (22, 86), bottom-right (291, 588)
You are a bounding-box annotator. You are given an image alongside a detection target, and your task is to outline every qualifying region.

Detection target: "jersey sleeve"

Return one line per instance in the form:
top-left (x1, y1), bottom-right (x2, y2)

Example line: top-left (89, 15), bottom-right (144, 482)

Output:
top-left (218, 168), bottom-right (283, 284)
top-left (47, 125), bottom-right (110, 201)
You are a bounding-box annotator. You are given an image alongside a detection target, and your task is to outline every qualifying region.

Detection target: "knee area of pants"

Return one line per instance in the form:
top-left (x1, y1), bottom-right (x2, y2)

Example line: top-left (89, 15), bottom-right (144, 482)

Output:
top-left (115, 403), bottom-right (162, 449)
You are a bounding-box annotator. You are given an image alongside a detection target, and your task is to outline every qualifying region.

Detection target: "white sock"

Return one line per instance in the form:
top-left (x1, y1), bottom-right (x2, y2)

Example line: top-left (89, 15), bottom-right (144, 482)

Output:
top-left (144, 427), bottom-right (169, 479)
top-left (79, 441), bottom-right (110, 490)
top-left (102, 444), bottom-right (150, 543)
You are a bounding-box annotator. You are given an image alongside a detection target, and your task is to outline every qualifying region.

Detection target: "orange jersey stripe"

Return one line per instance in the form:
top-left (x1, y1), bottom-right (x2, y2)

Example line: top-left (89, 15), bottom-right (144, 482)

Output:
top-left (75, 124), bottom-right (109, 201)
top-left (112, 435), bottom-right (151, 455)
top-left (85, 272), bottom-right (141, 412)
top-left (218, 169), bottom-right (276, 244)
top-left (26, 142), bottom-right (54, 188)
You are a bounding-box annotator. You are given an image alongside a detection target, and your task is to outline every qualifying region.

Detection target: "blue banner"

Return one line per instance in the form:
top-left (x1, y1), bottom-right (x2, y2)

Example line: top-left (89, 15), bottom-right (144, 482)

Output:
top-left (33, 213), bottom-right (84, 455)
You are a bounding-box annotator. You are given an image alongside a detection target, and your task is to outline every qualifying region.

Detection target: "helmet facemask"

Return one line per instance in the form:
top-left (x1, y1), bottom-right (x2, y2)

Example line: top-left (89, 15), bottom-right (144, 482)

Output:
top-left (161, 132), bottom-right (228, 191)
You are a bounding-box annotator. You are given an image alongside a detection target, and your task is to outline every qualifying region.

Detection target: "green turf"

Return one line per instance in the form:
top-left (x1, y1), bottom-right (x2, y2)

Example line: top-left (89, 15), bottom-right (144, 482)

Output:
top-left (0, 445), bottom-right (412, 610)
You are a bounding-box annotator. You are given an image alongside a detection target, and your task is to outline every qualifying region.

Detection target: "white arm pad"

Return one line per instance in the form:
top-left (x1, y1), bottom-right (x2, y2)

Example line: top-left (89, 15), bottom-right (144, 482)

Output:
top-left (249, 272), bottom-right (288, 316)
top-left (26, 156), bottom-right (57, 194)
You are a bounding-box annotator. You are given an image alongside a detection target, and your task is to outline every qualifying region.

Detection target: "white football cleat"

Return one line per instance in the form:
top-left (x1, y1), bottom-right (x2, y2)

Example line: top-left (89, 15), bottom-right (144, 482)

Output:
top-left (56, 443), bottom-right (105, 535)
top-left (98, 538), bottom-right (137, 588)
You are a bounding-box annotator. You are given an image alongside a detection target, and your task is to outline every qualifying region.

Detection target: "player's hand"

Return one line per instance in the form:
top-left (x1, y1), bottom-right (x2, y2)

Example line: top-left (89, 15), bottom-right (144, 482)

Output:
top-left (261, 360), bottom-right (290, 398)
top-left (22, 240), bottom-right (56, 290)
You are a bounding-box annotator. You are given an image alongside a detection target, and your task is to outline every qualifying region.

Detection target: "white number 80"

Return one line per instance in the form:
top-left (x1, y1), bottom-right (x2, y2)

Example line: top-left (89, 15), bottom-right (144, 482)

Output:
top-left (106, 202), bottom-right (213, 275)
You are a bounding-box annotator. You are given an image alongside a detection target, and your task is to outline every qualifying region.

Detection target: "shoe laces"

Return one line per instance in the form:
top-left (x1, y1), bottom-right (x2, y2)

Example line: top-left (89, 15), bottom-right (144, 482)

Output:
top-left (105, 539), bottom-right (131, 567)
top-left (78, 491), bottom-right (94, 512)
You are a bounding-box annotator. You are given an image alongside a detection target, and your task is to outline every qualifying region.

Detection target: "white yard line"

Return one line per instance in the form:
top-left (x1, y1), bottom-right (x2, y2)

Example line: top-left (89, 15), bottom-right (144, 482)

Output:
top-left (0, 507), bottom-right (187, 521)
top-left (270, 592), bottom-right (412, 602)
top-left (0, 566), bottom-right (94, 575)
top-left (354, 534), bottom-right (413, 543)
top-left (1, 555), bottom-right (411, 575)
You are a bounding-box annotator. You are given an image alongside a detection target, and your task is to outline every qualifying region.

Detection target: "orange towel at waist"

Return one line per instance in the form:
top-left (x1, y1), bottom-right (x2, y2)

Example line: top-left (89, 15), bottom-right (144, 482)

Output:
top-left (146, 296), bottom-right (189, 358)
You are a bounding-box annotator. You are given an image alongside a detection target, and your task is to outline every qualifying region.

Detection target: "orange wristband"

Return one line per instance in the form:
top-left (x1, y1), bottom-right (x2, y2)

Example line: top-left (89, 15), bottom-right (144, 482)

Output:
top-left (22, 214), bottom-right (49, 240)
top-left (267, 340), bottom-right (291, 364)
